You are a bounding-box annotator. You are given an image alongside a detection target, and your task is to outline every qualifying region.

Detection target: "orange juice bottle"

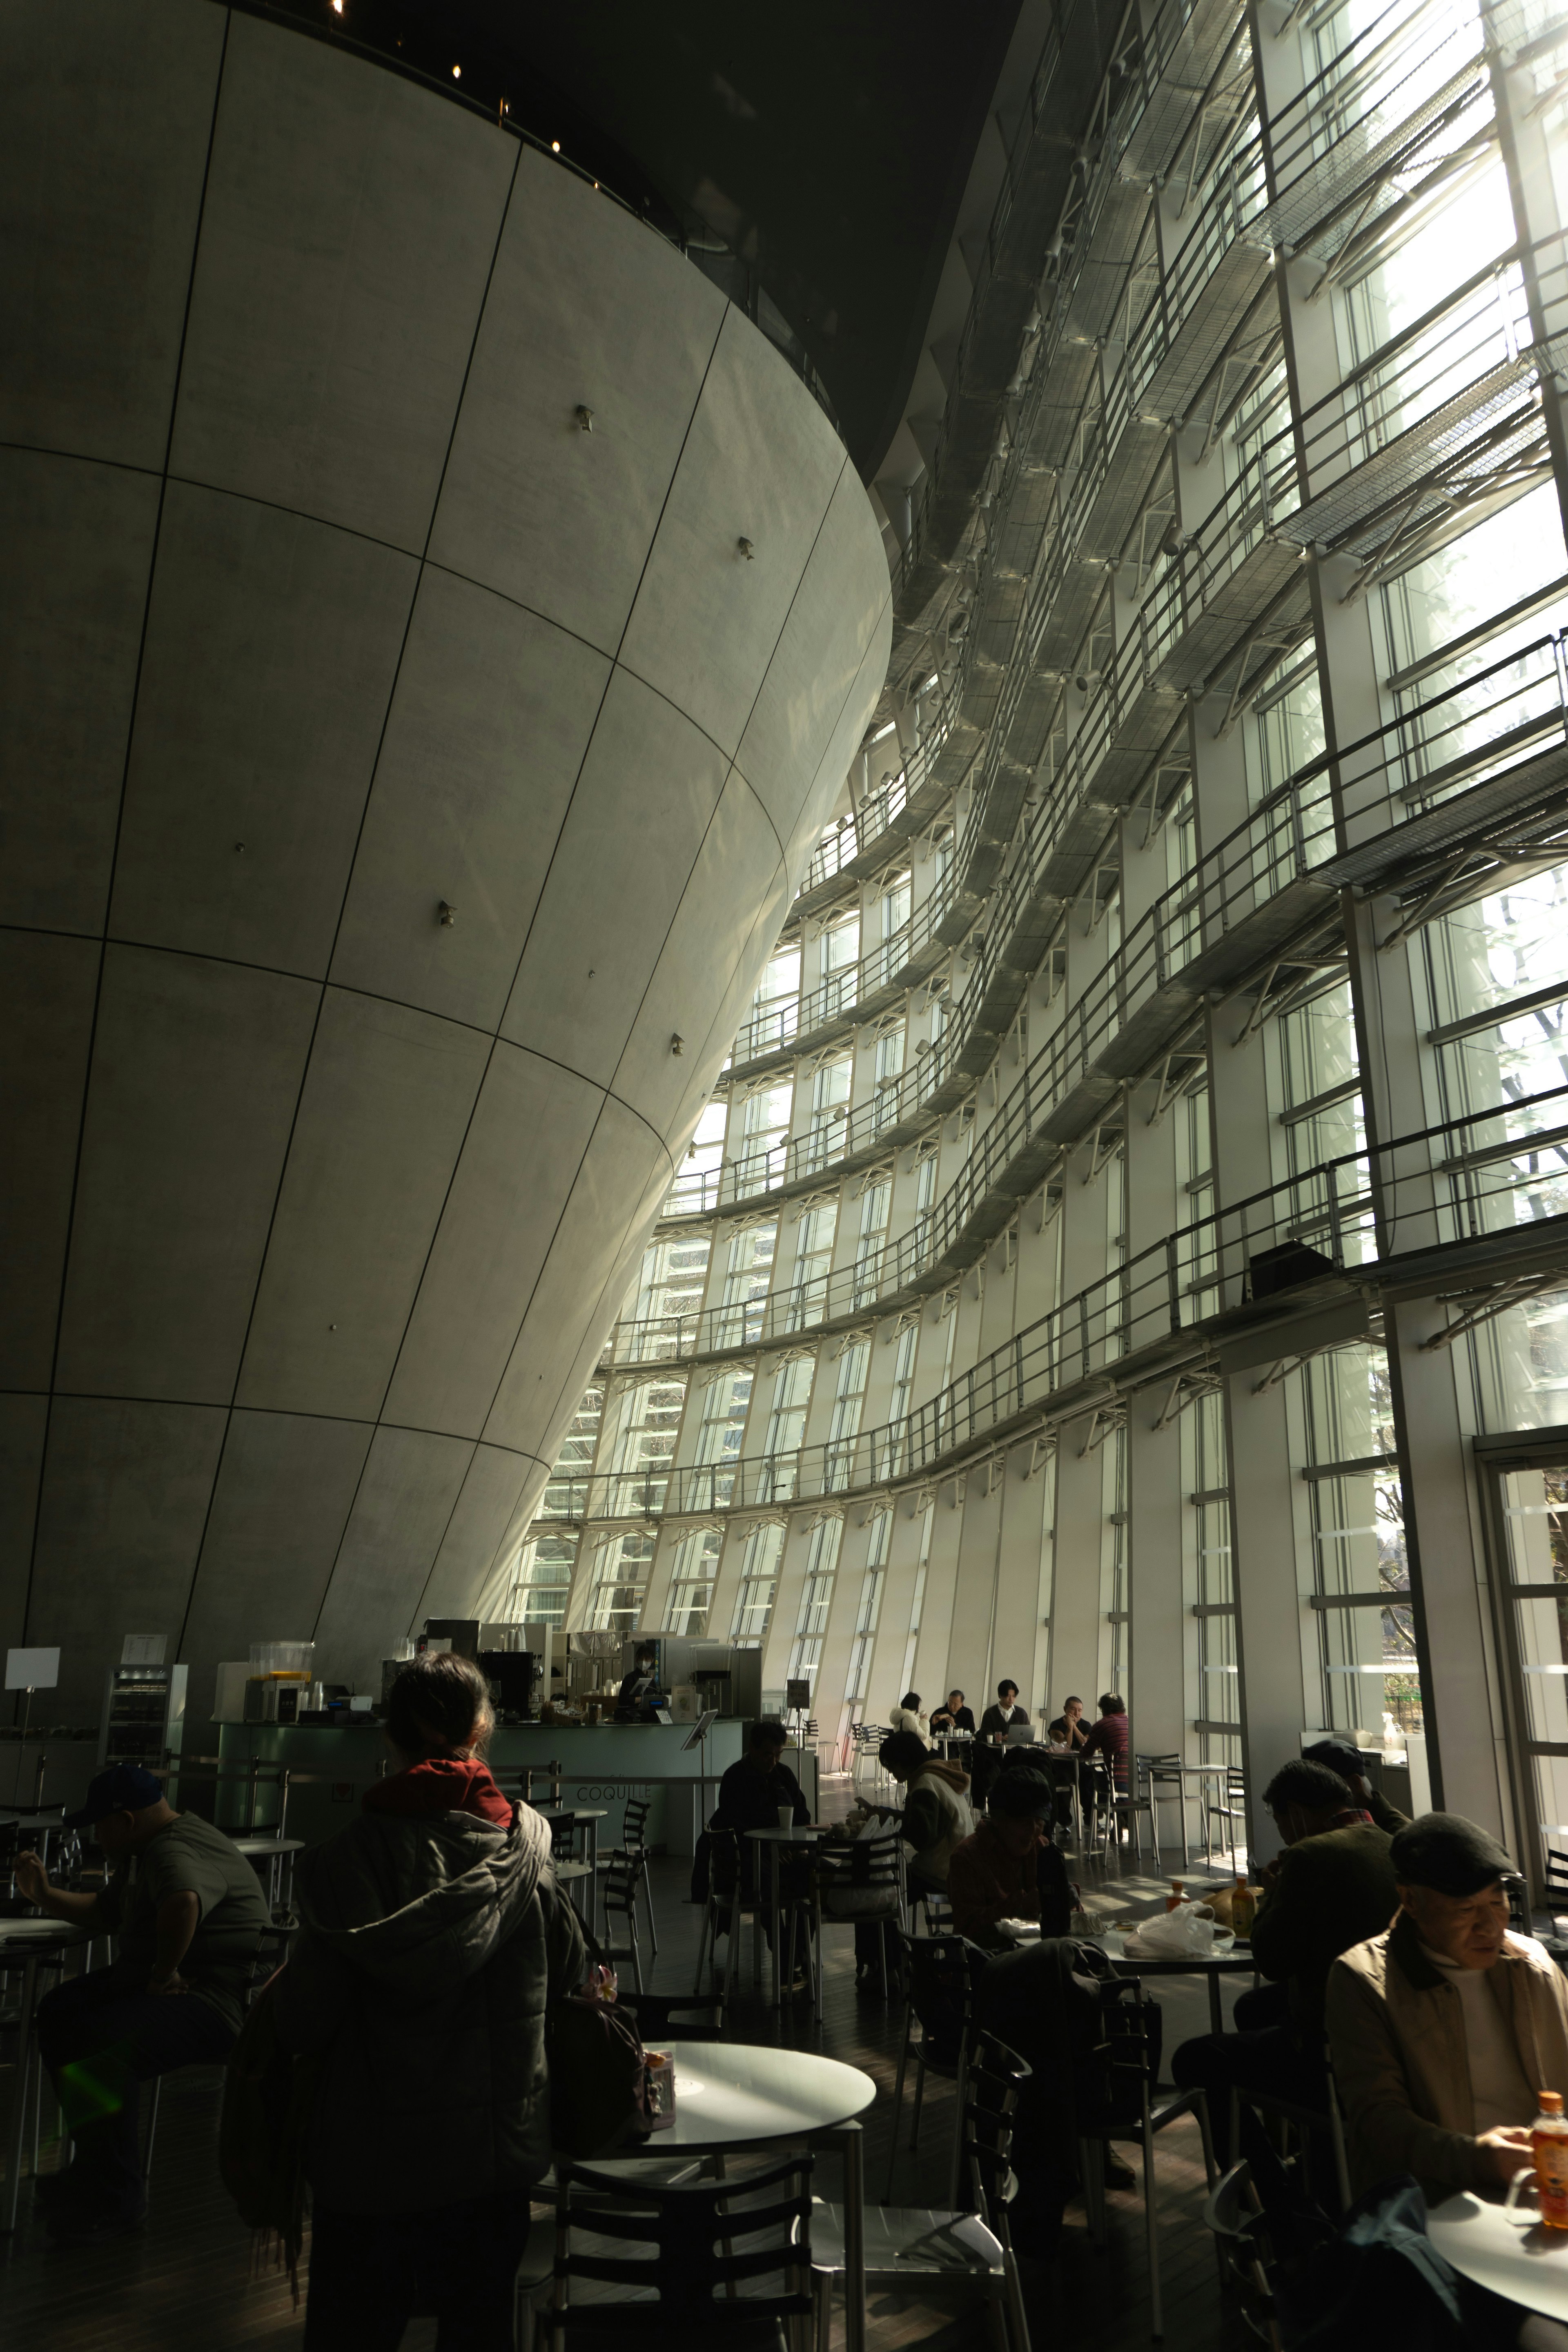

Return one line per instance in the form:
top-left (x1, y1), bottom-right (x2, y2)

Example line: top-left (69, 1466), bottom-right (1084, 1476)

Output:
top-left (1533, 2091), bottom-right (1568, 2227)
top-left (1165, 1879), bottom-right (1186, 1913)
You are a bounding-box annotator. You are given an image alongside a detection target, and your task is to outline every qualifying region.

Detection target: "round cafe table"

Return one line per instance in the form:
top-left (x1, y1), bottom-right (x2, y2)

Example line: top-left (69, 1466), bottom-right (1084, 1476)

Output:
top-left (1430, 2189), bottom-right (1568, 2320)
top-left (648, 2040), bottom-right (875, 2352)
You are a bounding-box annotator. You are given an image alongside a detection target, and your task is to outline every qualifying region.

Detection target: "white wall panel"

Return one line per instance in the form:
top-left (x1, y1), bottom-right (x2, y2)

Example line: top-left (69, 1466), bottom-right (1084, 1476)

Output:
top-left (0, 449), bottom-right (160, 934)
top-left (0, 0), bottom-right (220, 470)
top-left (499, 670), bottom-right (732, 1085)
top-left (235, 992), bottom-right (490, 1421)
top-left (177, 1410), bottom-right (376, 1693)
top-left (619, 310), bottom-right (846, 760)
top-left (429, 143), bottom-right (726, 657)
top-left (112, 484), bottom-right (418, 976)
top-left (28, 1398), bottom-right (227, 1719)
top-left (382, 1046), bottom-right (604, 1438)
top-left (56, 946), bottom-right (318, 1404)
top-left (0, 932), bottom-right (100, 1392)
top-left (310, 1424), bottom-right (475, 1688)
top-left (330, 570), bottom-right (610, 1030)
top-left (173, 14), bottom-right (514, 552)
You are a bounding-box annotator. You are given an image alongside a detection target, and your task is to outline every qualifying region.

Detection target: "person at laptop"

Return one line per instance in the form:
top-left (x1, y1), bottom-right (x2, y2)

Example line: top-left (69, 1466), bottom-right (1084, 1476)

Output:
top-left (979, 1682), bottom-right (1031, 1741)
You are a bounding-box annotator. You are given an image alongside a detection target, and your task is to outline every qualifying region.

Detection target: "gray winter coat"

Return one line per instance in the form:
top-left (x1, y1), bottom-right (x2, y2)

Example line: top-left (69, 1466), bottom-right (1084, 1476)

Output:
top-left (274, 1801), bottom-right (584, 2211)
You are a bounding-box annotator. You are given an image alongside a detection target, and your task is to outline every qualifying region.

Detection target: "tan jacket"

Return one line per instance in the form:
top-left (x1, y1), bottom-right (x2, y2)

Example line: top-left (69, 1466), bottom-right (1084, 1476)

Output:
top-left (1327, 1912), bottom-right (1568, 2200)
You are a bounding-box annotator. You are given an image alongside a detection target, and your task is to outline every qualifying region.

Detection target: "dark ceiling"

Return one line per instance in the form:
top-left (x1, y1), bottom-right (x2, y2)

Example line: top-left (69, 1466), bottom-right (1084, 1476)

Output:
top-left (248, 0), bottom-right (1024, 477)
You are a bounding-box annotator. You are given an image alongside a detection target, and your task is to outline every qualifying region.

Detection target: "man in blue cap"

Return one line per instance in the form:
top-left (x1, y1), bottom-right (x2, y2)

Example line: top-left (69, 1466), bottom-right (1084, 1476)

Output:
top-left (13, 1761), bottom-right (271, 2243)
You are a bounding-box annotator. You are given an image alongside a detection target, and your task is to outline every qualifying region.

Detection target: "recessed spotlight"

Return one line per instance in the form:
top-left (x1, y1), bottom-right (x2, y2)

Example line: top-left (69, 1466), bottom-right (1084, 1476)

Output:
top-left (551, 140), bottom-right (561, 153)
top-left (452, 63), bottom-right (461, 78)
top-left (331, 0), bottom-right (343, 13)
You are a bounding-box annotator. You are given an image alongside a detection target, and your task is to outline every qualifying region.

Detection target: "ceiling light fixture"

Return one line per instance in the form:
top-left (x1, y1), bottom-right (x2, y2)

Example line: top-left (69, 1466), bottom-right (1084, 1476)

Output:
top-left (551, 140), bottom-right (561, 152)
top-left (452, 63), bottom-right (461, 78)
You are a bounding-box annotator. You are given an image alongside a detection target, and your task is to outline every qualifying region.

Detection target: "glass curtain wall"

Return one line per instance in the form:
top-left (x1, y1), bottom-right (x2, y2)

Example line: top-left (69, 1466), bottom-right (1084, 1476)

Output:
top-left (485, 0), bottom-right (1568, 1859)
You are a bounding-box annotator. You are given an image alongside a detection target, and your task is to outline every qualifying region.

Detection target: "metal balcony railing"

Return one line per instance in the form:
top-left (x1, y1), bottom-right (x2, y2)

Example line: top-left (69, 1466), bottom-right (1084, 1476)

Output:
top-left (637, 619), bottom-right (1568, 1276)
top-left (568, 1084), bottom-right (1568, 1523)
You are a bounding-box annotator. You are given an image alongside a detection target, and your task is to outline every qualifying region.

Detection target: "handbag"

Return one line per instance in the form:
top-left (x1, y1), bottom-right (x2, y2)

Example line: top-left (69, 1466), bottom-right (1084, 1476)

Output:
top-left (548, 1993), bottom-right (656, 2158)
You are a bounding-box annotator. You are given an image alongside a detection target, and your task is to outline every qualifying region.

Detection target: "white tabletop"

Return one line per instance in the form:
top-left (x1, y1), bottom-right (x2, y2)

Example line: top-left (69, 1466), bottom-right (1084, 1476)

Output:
top-left (0, 1919), bottom-right (89, 1950)
top-left (745, 1824), bottom-right (828, 1842)
top-left (633, 2039), bottom-right (874, 2152)
top-left (532, 1806), bottom-right (608, 1822)
top-left (1089, 1924), bottom-right (1253, 1973)
top-left (233, 1836), bottom-right (305, 1855)
top-left (1430, 2190), bottom-right (1568, 2319)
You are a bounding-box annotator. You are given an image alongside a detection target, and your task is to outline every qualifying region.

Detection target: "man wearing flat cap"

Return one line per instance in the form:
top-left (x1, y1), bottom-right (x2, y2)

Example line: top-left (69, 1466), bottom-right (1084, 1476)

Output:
top-left (1327, 1811), bottom-right (1568, 2199)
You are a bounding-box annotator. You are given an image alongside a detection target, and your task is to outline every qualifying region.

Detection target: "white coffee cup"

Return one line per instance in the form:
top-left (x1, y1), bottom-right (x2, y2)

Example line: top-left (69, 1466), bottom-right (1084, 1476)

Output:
top-left (777, 1804), bottom-right (795, 1831)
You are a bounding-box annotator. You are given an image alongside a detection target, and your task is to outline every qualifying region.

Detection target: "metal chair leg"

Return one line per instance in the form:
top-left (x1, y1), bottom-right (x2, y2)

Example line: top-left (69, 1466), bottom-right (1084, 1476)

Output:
top-left (1143, 2117), bottom-right (1163, 2338)
top-left (885, 2020), bottom-right (912, 2200)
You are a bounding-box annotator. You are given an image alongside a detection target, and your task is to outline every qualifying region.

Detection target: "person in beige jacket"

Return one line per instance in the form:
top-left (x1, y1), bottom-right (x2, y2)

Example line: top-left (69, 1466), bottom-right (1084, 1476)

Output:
top-left (1327, 1811), bottom-right (1568, 2201)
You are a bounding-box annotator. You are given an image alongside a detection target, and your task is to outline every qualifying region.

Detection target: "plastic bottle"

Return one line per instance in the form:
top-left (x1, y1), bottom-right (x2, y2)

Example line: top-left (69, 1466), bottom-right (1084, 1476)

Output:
top-left (1231, 1877), bottom-right (1256, 1938)
top-left (1534, 2091), bottom-right (1568, 2227)
top-left (1165, 1878), bottom-right (1186, 1913)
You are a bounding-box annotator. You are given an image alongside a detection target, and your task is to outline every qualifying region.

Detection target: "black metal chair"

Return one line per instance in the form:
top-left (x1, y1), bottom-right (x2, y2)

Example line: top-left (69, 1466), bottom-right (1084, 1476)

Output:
top-left (1206, 1765), bottom-right (1247, 1864)
top-left (1076, 1977), bottom-right (1216, 2339)
top-left (547, 1811), bottom-right (596, 1926)
top-left (598, 1795), bottom-right (658, 1958)
top-left (811, 2029), bottom-right (1031, 2352)
top-left (692, 1828), bottom-right (771, 2006)
top-left (532, 2150), bottom-right (815, 2352)
top-left (1203, 2160), bottom-right (1287, 2352)
top-left (595, 1849), bottom-right (646, 1994)
top-left (813, 1831), bottom-right (904, 2011)
top-left (883, 1929), bottom-right (992, 2203)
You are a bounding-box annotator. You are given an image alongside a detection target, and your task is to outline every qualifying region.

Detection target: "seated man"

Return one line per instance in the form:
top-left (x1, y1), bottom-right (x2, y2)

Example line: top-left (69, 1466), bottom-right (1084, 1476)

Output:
top-left (1079, 1692), bottom-right (1129, 1791)
top-left (16, 1762), bottom-right (272, 2243)
top-left (1172, 1757), bottom-right (1399, 2188)
top-left (879, 1729), bottom-right (974, 1893)
top-left (1327, 1811), bottom-right (1568, 2201)
top-left (974, 1681), bottom-right (1029, 1806)
top-left (978, 1679), bottom-right (1031, 1742)
top-left (707, 1717), bottom-right (810, 1904)
top-left (948, 1768), bottom-right (1076, 1948)
top-left (1047, 1695), bottom-right (1090, 1748)
top-left (1303, 1734), bottom-right (1412, 1835)
top-left (929, 1689), bottom-right (976, 1736)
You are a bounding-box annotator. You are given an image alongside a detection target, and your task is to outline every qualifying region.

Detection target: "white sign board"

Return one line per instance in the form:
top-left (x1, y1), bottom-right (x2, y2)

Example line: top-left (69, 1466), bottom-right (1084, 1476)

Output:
top-left (5, 1647), bottom-right (60, 1690)
top-left (121, 1634), bottom-right (167, 1665)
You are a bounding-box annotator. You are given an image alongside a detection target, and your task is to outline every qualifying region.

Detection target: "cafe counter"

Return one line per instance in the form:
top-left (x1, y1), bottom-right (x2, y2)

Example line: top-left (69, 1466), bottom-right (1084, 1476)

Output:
top-left (170, 1716), bottom-right (785, 1857)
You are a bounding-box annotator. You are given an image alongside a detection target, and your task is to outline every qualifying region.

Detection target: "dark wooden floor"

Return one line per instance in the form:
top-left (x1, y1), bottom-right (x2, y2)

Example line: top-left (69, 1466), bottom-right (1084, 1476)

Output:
top-left (2, 1794), bottom-right (1258, 2350)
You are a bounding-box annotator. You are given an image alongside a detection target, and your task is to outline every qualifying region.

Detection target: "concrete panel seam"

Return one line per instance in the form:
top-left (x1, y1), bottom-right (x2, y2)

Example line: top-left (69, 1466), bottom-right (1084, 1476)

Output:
top-left (18, 18), bottom-right (233, 1641)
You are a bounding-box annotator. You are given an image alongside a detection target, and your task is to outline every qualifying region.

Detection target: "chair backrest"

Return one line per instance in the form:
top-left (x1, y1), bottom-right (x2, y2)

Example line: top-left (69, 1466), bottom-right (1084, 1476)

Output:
top-left (961, 2030), bottom-right (1030, 2239)
top-left (899, 1929), bottom-right (990, 2058)
top-left (1547, 1845), bottom-right (1568, 1898)
top-left (619, 1798), bottom-right (650, 1852)
top-left (1093, 1976), bottom-right (1157, 2111)
top-left (705, 1826), bottom-right (743, 1900)
top-left (552, 2151), bottom-right (813, 2333)
top-left (818, 1832), bottom-right (902, 1894)
top-left (600, 1850), bottom-right (639, 1916)
top-left (619, 1990), bottom-right (725, 2042)
top-left (548, 1812), bottom-right (579, 1861)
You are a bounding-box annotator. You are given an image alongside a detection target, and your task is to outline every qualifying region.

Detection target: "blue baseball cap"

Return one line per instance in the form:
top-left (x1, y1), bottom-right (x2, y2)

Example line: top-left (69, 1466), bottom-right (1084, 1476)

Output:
top-left (64, 1764), bottom-right (165, 1826)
